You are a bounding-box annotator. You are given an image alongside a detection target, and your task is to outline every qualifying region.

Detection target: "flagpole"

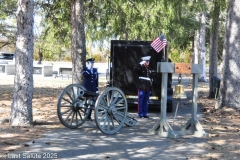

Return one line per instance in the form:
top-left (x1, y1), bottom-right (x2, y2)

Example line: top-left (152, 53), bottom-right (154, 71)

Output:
top-left (165, 45), bottom-right (168, 62)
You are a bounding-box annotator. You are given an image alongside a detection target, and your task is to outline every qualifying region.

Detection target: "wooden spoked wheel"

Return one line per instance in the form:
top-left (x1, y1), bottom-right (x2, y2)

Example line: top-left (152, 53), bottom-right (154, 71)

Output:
top-left (57, 84), bottom-right (90, 129)
top-left (94, 87), bottom-right (128, 134)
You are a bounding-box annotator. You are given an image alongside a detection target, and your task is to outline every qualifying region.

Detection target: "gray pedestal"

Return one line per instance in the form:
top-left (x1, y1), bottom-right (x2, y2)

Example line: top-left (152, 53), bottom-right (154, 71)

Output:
top-left (0, 64), bottom-right (15, 75)
top-left (33, 65), bottom-right (53, 77)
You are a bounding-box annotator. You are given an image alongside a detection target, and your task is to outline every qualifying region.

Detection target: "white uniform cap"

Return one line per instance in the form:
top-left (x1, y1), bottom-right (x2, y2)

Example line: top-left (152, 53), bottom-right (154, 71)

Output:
top-left (141, 56), bottom-right (151, 61)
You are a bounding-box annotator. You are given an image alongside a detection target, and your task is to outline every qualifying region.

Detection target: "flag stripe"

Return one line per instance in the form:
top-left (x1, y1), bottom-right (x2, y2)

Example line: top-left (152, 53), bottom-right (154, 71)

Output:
top-left (151, 34), bottom-right (167, 53)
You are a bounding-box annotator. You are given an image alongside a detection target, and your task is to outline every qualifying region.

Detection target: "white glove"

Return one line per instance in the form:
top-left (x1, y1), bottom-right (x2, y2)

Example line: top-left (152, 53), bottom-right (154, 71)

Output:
top-left (87, 63), bottom-right (92, 70)
top-left (140, 61), bottom-right (146, 65)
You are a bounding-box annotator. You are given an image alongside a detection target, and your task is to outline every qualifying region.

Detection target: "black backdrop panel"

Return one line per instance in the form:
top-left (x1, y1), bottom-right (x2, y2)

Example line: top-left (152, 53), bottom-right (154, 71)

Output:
top-left (110, 40), bottom-right (165, 97)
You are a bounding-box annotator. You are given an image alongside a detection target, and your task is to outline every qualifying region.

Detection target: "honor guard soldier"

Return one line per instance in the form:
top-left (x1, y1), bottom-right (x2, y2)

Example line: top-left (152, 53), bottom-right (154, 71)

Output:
top-left (82, 58), bottom-right (99, 121)
top-left (133, 56), bottom-right (152, 118)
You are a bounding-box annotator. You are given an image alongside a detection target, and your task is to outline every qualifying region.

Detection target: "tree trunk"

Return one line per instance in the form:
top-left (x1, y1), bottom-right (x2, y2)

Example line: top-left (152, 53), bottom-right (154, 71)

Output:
top-left (216, 0), bottom-right (240, 109)
top-left (209, 32), bottom-right (214, 97)
top-left (10, 0), bottom-right (34, 126)
top-left (38, 48), bottom-right (43, 64)
top-left (209, 0), bottom-right (220, 98)
top-left (71, 0), bottom-right (86, 84)
top-left (198, 12), bottom-right (207, 82)
top-left (193, 13), bottom-right (200, 64)
top-left (193, 30), bottom-right (199, 64)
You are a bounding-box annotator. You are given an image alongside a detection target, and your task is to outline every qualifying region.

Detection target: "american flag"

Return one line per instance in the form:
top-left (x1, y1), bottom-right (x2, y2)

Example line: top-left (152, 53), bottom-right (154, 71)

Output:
top-left (151, 34), bottom-right (167, 53)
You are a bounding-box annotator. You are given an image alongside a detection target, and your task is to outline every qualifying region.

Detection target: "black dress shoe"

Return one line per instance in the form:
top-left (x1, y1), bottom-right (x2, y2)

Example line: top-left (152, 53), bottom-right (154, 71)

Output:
top-left (143, 115), bottom-right (149, 118)
top-left (139, 116), bottom-right (143, 118)
top-left (86, 118), bottom-right (93, 121)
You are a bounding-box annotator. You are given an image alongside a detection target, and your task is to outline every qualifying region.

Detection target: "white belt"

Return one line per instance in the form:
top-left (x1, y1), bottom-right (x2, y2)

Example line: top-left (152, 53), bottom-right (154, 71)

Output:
top-left (139, 77), bottom-right (151, 81)
top-left (139, 77), bottom-right (152, 85)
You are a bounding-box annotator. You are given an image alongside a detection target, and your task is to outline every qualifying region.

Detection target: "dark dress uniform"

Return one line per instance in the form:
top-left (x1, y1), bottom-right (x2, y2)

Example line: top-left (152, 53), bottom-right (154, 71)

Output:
top-left (133, 61), bottom-right (152, 118)
top-left (82, 58), bottom-right (98, 120)
top-left (82, 67), bottom-right (98, 92)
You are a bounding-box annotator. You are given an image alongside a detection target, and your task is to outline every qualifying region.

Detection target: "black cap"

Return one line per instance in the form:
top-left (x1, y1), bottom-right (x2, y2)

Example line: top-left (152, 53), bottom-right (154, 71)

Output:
top-left (86, 58), bottom-right (95, 62)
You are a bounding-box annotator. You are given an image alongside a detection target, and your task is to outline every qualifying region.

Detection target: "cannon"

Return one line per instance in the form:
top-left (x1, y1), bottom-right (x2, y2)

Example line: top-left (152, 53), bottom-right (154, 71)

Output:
top-left (57, 84), bottom-right (137, 134)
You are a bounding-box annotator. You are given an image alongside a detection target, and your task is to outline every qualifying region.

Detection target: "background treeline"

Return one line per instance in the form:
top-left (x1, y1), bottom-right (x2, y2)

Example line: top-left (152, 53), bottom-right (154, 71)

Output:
top-left (0, 0), bottom-right (226, 63)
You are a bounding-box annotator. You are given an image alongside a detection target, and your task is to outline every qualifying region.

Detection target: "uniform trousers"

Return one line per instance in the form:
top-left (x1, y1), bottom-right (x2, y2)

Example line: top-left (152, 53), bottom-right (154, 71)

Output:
top-left (138, 89), bottom-right (150, 117)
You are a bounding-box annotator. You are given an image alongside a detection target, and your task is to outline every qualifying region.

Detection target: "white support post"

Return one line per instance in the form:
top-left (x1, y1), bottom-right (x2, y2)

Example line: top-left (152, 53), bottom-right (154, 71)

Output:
top-left (149, 62), bottom-right (208, 138)
top-left (149, 62), bottom-right (178, 138)
top-left (182, 72), bottom-right (208, 137)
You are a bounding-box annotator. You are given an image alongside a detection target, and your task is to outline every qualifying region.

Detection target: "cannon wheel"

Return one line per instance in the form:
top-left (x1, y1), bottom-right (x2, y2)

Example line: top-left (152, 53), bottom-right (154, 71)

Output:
top-left (57, 84), bottom-right (90, 129)
top-left (94, 87), bottom-right (128, 134)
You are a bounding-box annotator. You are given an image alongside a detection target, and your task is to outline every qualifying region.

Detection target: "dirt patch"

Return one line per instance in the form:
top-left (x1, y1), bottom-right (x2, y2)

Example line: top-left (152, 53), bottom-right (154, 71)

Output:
top-left (0, 76), bottom-right (106, 154)
top-left (1, 75), bottom-right (240, 159)
top-left (195, 86), bottom-right (240, 159)
top-left (0, 76), bottom-right (68, 153)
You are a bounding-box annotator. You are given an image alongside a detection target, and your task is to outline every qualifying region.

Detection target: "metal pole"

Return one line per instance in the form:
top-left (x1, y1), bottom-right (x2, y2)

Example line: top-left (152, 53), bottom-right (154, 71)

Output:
top-left (173, 99), bottom-right (180, 121)
top-left (165, 46), bottom-right (169, 62)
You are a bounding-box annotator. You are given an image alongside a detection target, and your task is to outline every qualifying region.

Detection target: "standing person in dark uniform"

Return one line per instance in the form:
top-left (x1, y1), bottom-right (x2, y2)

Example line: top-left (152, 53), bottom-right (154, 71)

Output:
top-left (133, 56), bottom-right (152, 118)
top-left (82, 58), bottom-right (98, 121)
